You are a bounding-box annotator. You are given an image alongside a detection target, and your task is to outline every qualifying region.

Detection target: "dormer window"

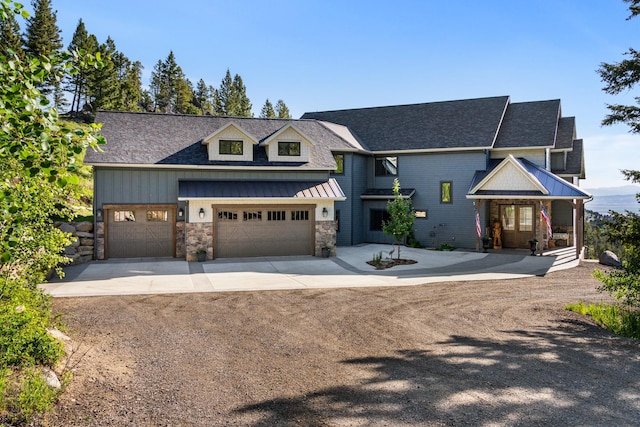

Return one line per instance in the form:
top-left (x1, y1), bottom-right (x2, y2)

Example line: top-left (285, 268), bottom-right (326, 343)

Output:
top-left (278, 141), bottom-right (301, 156)
top-left (220, 140), bottom-right (243, 155)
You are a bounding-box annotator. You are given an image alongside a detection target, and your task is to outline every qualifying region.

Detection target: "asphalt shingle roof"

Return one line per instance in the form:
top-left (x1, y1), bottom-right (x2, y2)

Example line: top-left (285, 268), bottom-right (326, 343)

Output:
top-left (87, 111), bottom-right (357, 168)
top-left (301, 96), bottom-right (510, 151)
top-left (554, 117), bottom-right (576, 150)
top-left (493, 100), bottom-right (561, 149)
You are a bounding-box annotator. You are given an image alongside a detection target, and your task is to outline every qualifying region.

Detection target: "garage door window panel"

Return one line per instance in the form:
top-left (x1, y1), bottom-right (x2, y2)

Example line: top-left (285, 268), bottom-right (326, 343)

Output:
top-left (218, 211), bottom-right (238, 221)
top-left (291, 210), bottom-right (309, 221)
top-left (146, 210), bottom-right (168, 221)
top-left (114, 210), bottom-right (136, 222)
top-left (268, 210), bottom-right (286, 221)
top-left (243, 211), bottom-right (263, 221)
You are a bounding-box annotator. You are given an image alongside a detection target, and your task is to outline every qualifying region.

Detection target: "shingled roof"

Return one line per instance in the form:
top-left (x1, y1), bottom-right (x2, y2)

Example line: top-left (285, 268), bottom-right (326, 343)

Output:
top-left (301, 96), bottom-right (510, 151)
top-left (86, 111), bottom-right (358, 168)
top-left (492, 100), bottom-right (561, 149)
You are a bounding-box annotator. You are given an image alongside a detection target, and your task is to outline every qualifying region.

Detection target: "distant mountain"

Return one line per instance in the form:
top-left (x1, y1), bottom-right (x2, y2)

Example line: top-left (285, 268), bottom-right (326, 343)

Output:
top-left (583, 185), bottom-right (639, 214)
top-left (585, 185), bottom-right (640, 197)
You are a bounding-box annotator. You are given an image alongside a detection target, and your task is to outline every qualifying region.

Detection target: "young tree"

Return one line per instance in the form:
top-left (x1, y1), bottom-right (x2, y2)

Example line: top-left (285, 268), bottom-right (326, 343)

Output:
top-left (593, 0), bottom-right (640, 309)
top-left (260, 98), bottom-right (276, 118)
top-left (215, 69), bottom-right (253, 116)
top-left (64, 19), bottom-right (97, 115)
top-left (382, 179), bottom-right (415, 260)
top-left (275, 99), bottom-right (291, 118)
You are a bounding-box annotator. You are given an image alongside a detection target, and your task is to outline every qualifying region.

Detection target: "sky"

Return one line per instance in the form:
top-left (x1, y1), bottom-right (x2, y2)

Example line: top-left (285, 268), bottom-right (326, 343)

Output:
top-left (24, 0), bottom-right (640, 189)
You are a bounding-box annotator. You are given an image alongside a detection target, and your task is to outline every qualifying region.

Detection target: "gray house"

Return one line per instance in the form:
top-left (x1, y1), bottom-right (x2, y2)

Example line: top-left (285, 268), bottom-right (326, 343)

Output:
top-left (87, 95), bottom-right (590, 261)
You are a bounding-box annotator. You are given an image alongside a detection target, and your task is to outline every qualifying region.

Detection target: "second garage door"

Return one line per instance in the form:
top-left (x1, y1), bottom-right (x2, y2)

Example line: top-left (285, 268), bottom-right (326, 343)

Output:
top-left (107, 206), bottom-right (175, 258)
top-left (215, 206), bottom-right (313, 258)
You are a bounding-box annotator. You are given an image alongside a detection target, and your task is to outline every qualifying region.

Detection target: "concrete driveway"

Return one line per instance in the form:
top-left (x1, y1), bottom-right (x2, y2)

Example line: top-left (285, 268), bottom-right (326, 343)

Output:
top-left (41, 244), bottom-right (578, 297)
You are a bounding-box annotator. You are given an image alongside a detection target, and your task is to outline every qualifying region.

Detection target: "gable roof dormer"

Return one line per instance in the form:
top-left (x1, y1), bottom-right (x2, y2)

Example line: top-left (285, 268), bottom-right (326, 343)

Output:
top-left (262, 123), bottom-right (316, 163)
top-left (202, 122), bottom-right (259, 162)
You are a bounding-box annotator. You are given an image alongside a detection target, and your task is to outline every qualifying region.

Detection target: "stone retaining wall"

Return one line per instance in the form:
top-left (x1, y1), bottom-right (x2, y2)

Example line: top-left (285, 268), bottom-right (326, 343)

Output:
top-left (56, 221), bottom-right (95, 265)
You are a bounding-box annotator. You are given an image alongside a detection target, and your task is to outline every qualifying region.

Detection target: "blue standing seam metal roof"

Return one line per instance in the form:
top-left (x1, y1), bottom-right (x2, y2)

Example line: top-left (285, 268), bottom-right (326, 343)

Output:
top-left (468, 158), bottom-right (591, 199)
top-left (177, 179), bottom-right (346, 200)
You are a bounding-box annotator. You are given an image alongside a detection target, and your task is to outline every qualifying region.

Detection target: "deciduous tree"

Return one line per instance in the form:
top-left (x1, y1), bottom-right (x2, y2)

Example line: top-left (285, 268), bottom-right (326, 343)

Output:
top-left (383, 179), bottom-right (414, 260)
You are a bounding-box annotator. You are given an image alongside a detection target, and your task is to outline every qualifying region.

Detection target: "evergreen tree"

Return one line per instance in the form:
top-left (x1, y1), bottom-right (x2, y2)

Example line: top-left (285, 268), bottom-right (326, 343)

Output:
top-left (232, 74), bottom-right (252, 117)
top-left (194, 79), bottom-right (213, 114)
top-left (215, 69), bottom-right (252, 117)
top-left (0, 9), bottom-right (24, 59)
top-left (593, 0), bottom-right (640, 309)
top-left (65, 19), bottom-right (98, 114)
top-left (275, 99), bottom-right (291, 118)
top-left (260, 99), bottom-right (276, 118)
top-left (215, 68), bottom-right (234, 115)
top-left (149, 51), bottom-right (191, 113)
top-left (86, 37), bottom-right (118, 111)
top-left (22, 0), bottom-right (62, 97)
top-left (139, 89), bottom-right (154, 112)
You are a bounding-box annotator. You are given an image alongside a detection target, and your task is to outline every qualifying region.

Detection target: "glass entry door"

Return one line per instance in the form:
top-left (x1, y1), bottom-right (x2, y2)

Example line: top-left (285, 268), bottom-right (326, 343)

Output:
top-left (500, 204), bottom-right (535, 248)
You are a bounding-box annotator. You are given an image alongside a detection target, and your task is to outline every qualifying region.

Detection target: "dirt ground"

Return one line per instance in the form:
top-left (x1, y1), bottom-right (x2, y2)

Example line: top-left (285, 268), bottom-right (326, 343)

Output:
top-left (39, 262), bottom-right (640, 426)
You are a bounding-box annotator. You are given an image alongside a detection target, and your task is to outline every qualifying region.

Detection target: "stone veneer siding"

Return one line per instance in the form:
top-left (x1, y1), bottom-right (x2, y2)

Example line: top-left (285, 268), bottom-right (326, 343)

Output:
top-left (95, 222), bottom-right (105, 260)
top-left (185, 222), bottom-right (213, 261)
top-left (176, 222), bottom-right (186, 258)
top-left (315, 220), bottom-right (337, 256)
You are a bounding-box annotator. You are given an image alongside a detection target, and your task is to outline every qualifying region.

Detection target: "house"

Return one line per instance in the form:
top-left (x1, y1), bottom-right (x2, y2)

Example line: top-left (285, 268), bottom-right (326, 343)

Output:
top-left (86, 95), bottom-right (590, 261)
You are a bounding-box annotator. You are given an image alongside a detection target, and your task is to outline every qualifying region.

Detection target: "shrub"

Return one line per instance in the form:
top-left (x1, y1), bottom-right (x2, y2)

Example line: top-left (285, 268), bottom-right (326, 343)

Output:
top-left (566, 302), bottom-right (640, 339)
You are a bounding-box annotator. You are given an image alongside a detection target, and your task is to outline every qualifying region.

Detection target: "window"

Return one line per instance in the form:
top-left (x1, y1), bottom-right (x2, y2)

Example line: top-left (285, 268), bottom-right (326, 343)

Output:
top-left (501, 205), bottom-right (515, 230)
top-left (114, 210), bottom-right (136, 222)
top-left (268, 210), bottom-right (286, 221)
top-left (440, 181), bottom-right (452, 203)
top-left (218, 211), bottom-right (238, 221)
top-left (369, 209), bottom-right (390, 231)
top-left (519, 206), bottom-right (533, 231)
top-left (333, 154), bottom-right (344, 174)
top-left (278, 141), bottom-right (301, 156)
top-left (375, 157), bottom-right (398, 176)
top-left (291, 210), bottom-right (309, 221)
top-left (335, 209), bottom-right (341, 232)
top-left (146, 210), bottom-right (168, 222)
top-left (243, 211), bottom-right (262, 221)
top-left (219, 140), bottom-right (243, 155)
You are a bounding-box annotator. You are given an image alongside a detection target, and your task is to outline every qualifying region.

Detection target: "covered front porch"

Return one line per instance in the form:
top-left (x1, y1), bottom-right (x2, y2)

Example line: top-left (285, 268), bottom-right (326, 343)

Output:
top-left (467, 155), bottom-right (592, 258)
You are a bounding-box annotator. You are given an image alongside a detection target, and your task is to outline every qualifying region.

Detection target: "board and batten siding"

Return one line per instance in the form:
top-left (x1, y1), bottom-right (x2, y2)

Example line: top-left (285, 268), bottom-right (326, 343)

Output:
top-left (93, 167), bottom-right (330, 207)
top-left (331, 153), bottom-right (370, 246)
top-left (364, 151), bottom-right (487, 249)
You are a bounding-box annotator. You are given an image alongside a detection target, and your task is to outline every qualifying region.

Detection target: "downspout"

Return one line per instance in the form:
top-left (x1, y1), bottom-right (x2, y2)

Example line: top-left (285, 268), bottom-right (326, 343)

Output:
top-left (545, 148), bottom-right (551, 171)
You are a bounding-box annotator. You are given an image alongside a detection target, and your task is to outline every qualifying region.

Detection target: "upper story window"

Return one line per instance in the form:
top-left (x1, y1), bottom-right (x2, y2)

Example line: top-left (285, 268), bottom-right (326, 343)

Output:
top-left (375, 157), bottom-right (398, 176)
top-left (440, 181), bottom-right (452, 203)
top-left (219, 140), bottom-right (243, 155)
top-left (278, 141), bottom-right (301, 156)
top-left (333, 154), bottom-right (344, 174)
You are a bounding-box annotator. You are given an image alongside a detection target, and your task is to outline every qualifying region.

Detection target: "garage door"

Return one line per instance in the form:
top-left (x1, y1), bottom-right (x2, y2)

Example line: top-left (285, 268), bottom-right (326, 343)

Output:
top-left (215, 206), bottom-right (313, 258)
top-left (107, 206), bottom-right (175, 258)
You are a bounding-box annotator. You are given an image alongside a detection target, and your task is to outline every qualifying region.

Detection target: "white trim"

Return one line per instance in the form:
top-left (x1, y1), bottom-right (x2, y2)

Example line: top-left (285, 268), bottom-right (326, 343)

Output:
top-left (201, 122), bottom-right (259, 146)
top-left (261, 123), bottom-right (317, 147)
top-left (178, 196), bottom-right (347, 202)
top-left (466, 194), bottom-right (592, 200)
top-left (88, 163), bottom-right (332, 171)
top-left (372, 147), bottom-right (489, 155)
top-left (469, 155), bottom-right (548, 195)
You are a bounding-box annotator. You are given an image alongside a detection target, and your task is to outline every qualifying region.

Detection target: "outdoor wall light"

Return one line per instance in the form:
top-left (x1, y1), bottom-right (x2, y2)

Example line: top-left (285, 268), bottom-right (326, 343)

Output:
top-left (199, 208), bottom-right (205, 219)
top-left (96, 208), bottom-right (103, 222)
top-left (322, 207), bottom-right (329, 218)
top-left (178, 208), bottom-right (184, 218)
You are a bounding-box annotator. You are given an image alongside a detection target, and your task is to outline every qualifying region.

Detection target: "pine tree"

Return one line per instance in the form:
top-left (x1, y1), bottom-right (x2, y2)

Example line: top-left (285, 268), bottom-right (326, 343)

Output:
top-left (86, 37), bottom-right (118, 111)
top-left (232, 74), bottom-right (252, 117)
top-left (194, 79), bottom-right (213, 114)
top-left (215, 69), bottom-right (234, 115)
top-left (150, 51), bottom-right (189, 113)
top-left (65, 19), bottom-right (98, 114)
top-left (0, 10), bottom-right (24, 59)
top-left (275, 99), bottom-right (291, 118)
top-left (260, 99), bottom-right (276, 118)
top-left (23, 0), bottom-right (62, 96)
top-left (593, 0), bottom-right (640, 309)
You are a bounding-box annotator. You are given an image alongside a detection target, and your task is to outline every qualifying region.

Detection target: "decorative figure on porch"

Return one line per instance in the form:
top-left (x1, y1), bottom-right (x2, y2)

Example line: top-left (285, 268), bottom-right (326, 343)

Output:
top-left (492, 218), bottom-right (502, 249)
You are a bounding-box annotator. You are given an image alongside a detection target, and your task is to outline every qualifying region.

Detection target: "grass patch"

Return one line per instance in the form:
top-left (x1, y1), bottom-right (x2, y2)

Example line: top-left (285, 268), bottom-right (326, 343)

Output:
top-left (566, 302), bottom-right (640, 339)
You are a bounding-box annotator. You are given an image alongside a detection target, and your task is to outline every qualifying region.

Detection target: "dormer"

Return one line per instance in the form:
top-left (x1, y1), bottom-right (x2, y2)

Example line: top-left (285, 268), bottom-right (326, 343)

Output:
top-left (262, 124), bottom-right (315, 163)
top-left (202, 122), bottom-right (258, 162)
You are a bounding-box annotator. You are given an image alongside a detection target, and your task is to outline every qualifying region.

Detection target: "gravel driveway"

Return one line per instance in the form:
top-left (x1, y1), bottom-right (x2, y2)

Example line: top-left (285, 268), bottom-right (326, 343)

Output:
top-left (41, 262), bottom-right (639, 426)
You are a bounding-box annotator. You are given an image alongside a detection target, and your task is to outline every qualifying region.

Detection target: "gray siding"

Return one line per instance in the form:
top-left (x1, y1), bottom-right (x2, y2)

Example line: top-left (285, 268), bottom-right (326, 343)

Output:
top-left (364, 151), bottom-right (487, 249)
top-left (333, 153), bottom-right (369, 246)
top-left (94, 167), bottom-right (329, 207)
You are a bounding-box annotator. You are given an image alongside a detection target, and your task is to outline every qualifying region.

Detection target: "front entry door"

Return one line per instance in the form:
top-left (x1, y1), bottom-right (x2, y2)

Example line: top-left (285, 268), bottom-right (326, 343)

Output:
top-left (500, 204), bottom-right (535, 248)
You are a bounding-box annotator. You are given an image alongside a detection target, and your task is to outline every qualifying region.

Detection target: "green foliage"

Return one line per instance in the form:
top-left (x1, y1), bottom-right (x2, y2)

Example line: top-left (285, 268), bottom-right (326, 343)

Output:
top-left (566, 302), bottom-right (640, 339)
top-left (383, 179), bottom-right (415, 259)
top-left (275, 99), bottom-right (291, 119)
top-left (0, 2), bottom-right (104, 421)
top-left (439, 243), bottom-right (455, 251)
top-left (260, 98), bottom-right (276, 118)
top-left (584, 210), bottom-right (625, 260)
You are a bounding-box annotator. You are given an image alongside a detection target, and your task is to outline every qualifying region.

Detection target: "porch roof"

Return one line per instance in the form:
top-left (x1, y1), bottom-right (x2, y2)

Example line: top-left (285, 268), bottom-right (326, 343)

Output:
top-left (467, 156), bottom-right (592, 200)
top-left (360, 188), bottom-right (416, 200)
top-left (177, 178), bottom-right (346, 200)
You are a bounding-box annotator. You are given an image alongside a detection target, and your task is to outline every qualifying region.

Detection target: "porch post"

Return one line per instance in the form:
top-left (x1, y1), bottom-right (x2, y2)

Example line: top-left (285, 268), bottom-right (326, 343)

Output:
top-left (575, 199), bottom-right (584, 259)
top-left (475, 200), bottom-right (484, 252)
top-left (537, 200), bottom-right (544, 255)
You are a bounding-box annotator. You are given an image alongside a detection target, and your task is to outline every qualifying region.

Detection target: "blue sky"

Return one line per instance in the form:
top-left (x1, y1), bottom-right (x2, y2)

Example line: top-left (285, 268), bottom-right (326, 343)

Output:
top-left (32, 0), bottom-right (640, 189)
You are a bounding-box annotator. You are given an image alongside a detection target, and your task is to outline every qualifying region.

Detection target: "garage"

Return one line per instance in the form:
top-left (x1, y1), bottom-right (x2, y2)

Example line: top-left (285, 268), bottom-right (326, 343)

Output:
top-left (106, 205), bottom-right (175, 258)
top-left (215, 206), bottom-right (313, 258)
